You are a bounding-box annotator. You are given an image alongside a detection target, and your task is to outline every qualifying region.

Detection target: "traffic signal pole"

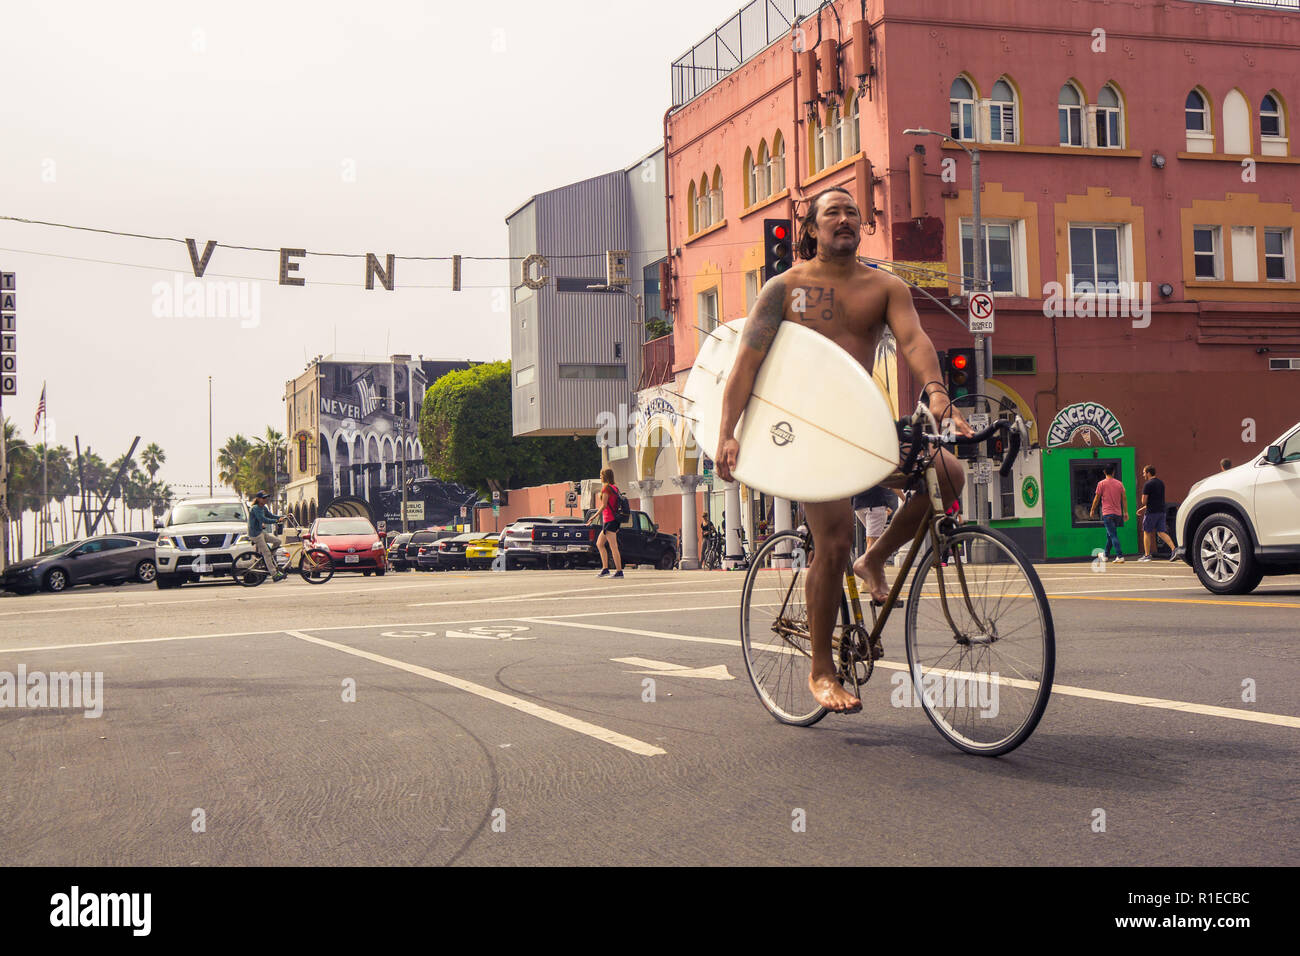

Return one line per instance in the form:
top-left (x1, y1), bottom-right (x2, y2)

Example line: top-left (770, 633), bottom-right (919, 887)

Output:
top-left (971, 145), bottom-right (988, 528)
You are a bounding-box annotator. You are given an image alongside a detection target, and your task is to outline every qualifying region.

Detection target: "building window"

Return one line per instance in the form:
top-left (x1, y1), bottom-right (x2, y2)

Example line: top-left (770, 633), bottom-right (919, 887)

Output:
top-left (744, 269), bottom-right (762, 314)
top-left (555, 277), bottom-right (621, 293)
top-left (1068, 224), bottom-right (1123, 293)
top-left (710, 167), bottom-right (724, 223)
top-left (1096, 85), bottom-right (1122, 148)
top-left (1059, 84), bottom-right (1084, 147)
top-left (557, 364), bottom-right (627, 380)
top-left (989, 79), bottom-right (1017, 144)
top-left (298, 436), bottom-right (309, 472)
top-left (961, 221), bottom-right (1019, 294)
top-left (1223, 89), bottom-right (1250, 155)
top-left (771, 132), bottom-right (786, 192)
top-left (1185, 88), bottom-right (1214, 153)
top-left (1261, 92), bottom-right (1288, 156)
top-left (844, 90), bottom-right (860, 155)
top-left (992, 355), bottom-right (1036, 375)
top-left (1265, 228), bottom-right (1293, 281)
top-left (695, 175), bottom-right (713, 231)
top-left (515, 365), bottom-right (536, 387)
top-left (826, 104), bottom-right (844, 166)
top-left (1193, 226), bottom-right (1222, 280)
top-left (950, 76), bottom-right (977, 141)
top-left (697, 288), bottom-right (719, 349)
top-left (687, 180), bottom-right (698, 234)
top-left (744, 148), bottom-right (757, 207)
top-left (811, 114), bottom-right (826, 173)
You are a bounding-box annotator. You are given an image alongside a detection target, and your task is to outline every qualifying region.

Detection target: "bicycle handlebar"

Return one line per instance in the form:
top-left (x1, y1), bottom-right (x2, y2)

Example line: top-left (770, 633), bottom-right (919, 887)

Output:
top-left (897, 406), bottom-right (1027, 479)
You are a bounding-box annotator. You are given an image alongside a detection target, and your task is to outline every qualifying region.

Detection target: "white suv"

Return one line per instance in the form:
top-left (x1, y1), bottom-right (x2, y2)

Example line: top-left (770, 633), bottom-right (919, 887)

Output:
top-left (1176, 421), bottom-right (1300, 594)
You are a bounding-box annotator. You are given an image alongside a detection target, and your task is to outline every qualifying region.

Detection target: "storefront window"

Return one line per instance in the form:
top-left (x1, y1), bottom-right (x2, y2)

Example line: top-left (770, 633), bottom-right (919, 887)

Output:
top-left (1070, 458), bottom-right (1121, 527)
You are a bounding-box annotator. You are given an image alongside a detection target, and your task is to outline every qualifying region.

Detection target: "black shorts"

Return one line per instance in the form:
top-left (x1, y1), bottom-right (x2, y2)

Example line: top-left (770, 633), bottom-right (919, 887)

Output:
top-left (601, 520), bottom-right (620, 534)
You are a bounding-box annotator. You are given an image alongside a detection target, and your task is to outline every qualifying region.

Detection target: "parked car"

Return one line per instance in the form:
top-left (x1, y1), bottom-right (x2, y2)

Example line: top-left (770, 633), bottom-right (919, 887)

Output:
top-left (465, 535), bottom-right (500, 570)
top-left (403, 529), bottom-right (460, 569)
top-left (123, 530), bottom-right (159, 542)
top-left (419, 532), bottom-right (494, 571)
top-left (387, 532), bottom-right (414, 571)
top-left (154, 497), bottom-right (255, 588)
top-left (498, 516), bottom-right (584, 570)
top-left (3, 535), bottom-right (159, 594)
top-left (1176, 420), bottom-right (1300, 594)
top-left (531, 511), bottom-right (678, 570)
top-left (304, 517), bottom-right (387, 575)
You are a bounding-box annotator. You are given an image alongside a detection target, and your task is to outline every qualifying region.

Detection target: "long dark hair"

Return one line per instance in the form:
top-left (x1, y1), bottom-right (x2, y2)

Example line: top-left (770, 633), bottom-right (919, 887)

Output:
top-left (796, 186), bottom-right (856, 260)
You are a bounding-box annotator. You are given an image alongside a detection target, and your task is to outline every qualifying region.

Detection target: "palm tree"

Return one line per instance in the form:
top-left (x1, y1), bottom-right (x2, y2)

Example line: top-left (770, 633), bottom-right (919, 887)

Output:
top-left (248, 427), bottom-right (286, 499)
top-left (3, 419), bottom-right (31, 559)
top-left (217, 435), bottom-right (253, 494)
top-left (141, 442), bottom-right (166, 480)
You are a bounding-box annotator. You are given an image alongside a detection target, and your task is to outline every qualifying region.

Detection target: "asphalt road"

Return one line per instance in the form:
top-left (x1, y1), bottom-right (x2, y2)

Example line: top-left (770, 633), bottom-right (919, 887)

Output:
top-left (1, 559), bottom-right (1297, 866)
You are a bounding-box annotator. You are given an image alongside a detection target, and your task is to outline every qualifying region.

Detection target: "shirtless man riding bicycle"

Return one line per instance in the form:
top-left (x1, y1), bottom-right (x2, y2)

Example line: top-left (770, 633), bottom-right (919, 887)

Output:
top-left (716, 186), bottom-right (972, 715)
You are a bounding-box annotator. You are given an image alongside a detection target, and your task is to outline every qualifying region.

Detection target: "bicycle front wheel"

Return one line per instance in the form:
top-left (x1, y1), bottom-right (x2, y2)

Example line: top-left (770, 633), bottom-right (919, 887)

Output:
top-left (740, 530), bottom-right (849, 726)
top-left (904, 525), bottom-right (1054, 756)
top-left (299, 549), bottom-right (334, 584)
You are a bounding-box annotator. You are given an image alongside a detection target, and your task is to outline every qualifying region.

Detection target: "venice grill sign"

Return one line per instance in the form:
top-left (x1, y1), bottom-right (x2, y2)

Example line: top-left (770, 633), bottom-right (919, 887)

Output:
top-left (1047, 402), bottom-right (1124, 447)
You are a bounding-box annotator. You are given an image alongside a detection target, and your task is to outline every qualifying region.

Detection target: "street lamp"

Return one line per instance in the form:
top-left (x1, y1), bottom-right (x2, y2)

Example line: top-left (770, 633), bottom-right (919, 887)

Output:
top-left (904, 127), bottom-right (990, 525)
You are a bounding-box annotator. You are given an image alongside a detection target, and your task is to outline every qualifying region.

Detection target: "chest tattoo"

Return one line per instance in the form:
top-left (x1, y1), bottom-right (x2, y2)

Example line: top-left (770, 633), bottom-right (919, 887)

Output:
top-left (790, 286), bottom-right (836, 322)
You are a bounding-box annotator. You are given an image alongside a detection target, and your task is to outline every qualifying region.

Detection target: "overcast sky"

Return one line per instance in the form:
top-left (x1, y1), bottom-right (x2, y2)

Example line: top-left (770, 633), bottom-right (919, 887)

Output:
top-left (0, 0), bottom-right (732, 504)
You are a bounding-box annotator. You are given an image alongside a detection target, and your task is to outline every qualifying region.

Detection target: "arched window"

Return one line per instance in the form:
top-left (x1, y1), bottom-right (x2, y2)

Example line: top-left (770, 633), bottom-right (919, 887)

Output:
top-left (990, 78), bottom-right (1016, 144)
top-left (743, 147), bottom-right (756, 208)
top-left (710, 167), bottom-right (723, 223)
top-left (824, 103), bottom-right (844, 166)
top-left (1261, 92), bottom-right (1288, 156)
top-left (950, 76), bottom-right (977, 141)
top-left (810, 113), bottom-right (826, 173)
top-left (1223, 89), bottom-right (1250, 155)
top-left (771, 132), bottom-right (786, 192)
top-left (695, 174), bottom-right (711, 230)
top-left (1096, 84), bottom-right (1122, 148)
top-left (1058, 83), bottom-right (1083, 147)
top-left (687, 179), bottom-right (698, 234)
top-left (1185, 88), bottom-right (1213, 152)
top-left (755, 140), bottom-right (771, 202)
top-left (843, 89), bottom-right (861, 155)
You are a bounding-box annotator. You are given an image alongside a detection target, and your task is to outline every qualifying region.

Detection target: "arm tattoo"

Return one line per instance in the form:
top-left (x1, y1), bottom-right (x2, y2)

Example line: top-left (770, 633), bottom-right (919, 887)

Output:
top-left (742, 276), bottom-right (787, 354)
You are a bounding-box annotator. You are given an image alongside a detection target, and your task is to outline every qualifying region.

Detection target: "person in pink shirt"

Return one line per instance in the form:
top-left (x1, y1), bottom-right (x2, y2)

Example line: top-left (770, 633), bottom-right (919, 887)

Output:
top-left (1089, 463), bottom-right (1129, 563)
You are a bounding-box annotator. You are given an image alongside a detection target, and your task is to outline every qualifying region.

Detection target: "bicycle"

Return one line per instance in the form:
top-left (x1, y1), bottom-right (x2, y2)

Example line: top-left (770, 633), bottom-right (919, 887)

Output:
top-left (700, 522), bottom-right (723, 570)
top-left (738, 404), bottom-right (1054, 756)
top-left (232, 519), bottom-right (335, 586)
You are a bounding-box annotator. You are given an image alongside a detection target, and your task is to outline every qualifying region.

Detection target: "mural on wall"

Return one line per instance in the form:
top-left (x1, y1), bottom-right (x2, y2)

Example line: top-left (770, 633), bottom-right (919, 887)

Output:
top-left (316, 360), bottom-right (476, 526)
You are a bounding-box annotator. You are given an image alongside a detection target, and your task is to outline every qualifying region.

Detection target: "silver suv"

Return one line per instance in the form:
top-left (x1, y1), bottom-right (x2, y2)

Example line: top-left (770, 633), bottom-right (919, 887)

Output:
top-left (154, 497), bottom-right (255, 588)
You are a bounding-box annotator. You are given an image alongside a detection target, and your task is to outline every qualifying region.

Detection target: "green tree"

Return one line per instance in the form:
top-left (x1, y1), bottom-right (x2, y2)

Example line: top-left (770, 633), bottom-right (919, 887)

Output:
top-left (645, 317), bottom-right (671, 341)
top-left (217, 435), bottom-right (253, 495)
top-left (419, 361), bottom-right (599, 496)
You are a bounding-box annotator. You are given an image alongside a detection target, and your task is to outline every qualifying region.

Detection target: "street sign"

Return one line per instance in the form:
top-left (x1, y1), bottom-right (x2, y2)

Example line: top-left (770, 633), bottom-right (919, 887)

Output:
top-left (404, 501), bottom-right (424, 520)
top-left (972, 459), bottom-right (993, 485)
top-left (0, 376), bottom-right (15, 397)
top-left (968, 292), bottom-right (995, 334)
top-left (492, 504), bottom-right (500, 517)
top-left (274, 471), bottom-right (290, 485)
top-left (491, 490), bottom-right (500, 503)
top-left (967, 412), bottom-right (989, 433)
top-left (460, 505), bottom-right (467, 518)
top-left (565, 490), bottom-right (578, 507)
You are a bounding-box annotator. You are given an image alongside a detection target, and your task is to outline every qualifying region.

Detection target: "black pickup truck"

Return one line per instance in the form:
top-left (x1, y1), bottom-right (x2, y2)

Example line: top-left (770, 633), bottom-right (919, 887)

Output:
top-left (530, 511), bottom-right (677, 570)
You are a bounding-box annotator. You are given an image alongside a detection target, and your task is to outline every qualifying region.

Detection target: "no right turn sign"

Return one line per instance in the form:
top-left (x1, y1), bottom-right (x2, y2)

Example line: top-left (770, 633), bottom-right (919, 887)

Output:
top-left (969, 292), bottom-right (995, 334)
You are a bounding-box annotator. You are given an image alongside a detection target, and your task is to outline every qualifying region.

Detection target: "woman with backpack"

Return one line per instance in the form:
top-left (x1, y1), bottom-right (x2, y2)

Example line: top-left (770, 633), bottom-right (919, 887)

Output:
top-left (587, 467), bottom-right (625, 578)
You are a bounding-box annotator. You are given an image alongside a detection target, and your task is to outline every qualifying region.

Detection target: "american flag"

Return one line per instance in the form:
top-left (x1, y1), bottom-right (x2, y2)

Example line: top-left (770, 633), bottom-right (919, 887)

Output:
top-left (34, 383), bottom-right (46, 432)
top-left (356, 378), bottom-right (380, 416)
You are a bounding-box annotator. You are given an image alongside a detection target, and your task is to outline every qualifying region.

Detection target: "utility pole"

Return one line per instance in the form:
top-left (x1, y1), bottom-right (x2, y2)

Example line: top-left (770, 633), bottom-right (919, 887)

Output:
top-left (208, 376), bottom-right (214, 495)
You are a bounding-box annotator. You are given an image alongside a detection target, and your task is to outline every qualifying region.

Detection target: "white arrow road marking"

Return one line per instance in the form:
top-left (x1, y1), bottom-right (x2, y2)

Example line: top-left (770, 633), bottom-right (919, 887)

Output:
top-left (282, 630), bottom-right (665, 757)
top-left (611, 657), bottom-right (734, 681)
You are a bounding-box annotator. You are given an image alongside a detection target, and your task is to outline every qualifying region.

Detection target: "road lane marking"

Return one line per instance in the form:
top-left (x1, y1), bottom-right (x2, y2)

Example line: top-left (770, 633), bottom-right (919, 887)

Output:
top-left (612, 657), bottom-right (734, 680)
top-left (281, 629), bottom-right (665, 757)
top-left (522, 619), bottom-right (1300, 730)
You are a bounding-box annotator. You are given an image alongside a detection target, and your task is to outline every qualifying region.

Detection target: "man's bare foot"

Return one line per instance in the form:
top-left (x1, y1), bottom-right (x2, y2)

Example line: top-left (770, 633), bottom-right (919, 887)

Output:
top-left (809, 673), bottom-right (862, 713)
top-left (858, 552), bottom-right (890, 605)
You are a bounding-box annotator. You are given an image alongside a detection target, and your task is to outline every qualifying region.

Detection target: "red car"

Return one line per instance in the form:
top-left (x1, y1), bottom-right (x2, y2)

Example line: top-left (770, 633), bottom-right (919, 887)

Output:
top-left (304, 517), bottom-right (388, 575)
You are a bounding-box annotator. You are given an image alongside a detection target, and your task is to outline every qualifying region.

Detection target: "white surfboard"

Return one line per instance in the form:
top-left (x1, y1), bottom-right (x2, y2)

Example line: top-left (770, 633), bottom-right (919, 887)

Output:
top-left (684, 317), bottom-right (898, 503)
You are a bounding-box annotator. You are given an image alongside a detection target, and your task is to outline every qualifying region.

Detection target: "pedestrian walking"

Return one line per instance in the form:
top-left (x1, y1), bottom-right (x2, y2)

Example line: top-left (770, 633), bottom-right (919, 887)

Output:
top-left (586, 467), bottom-right (624, 578)
top-left (1138, 465), bottom-right (1179, 561)
top-left (1089, 464), bottom-right (1128, 563)
top-left (851, 484), bottom-right (904, 581)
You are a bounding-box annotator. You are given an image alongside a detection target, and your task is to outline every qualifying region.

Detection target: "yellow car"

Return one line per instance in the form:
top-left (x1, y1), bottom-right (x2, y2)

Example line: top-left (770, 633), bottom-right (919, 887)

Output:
top-left (465, 535), bottom-right (501, 570)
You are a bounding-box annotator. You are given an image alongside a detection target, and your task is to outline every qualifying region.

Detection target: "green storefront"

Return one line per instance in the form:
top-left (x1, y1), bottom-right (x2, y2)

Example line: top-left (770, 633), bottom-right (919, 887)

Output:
top-left (1041, 414), bottom-right (1140, 561)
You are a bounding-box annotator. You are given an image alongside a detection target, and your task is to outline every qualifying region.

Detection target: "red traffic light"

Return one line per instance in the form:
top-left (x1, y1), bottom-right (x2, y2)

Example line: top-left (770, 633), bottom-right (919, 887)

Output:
top-left (951, 354), bottom-right (968, 370)
top-left (772, 224), bottom-right (787, 240)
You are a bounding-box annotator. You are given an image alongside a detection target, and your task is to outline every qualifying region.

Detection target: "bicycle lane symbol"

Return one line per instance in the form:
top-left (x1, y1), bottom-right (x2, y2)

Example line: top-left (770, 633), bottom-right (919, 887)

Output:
top-left (378, 626), bottom-right (535, 641)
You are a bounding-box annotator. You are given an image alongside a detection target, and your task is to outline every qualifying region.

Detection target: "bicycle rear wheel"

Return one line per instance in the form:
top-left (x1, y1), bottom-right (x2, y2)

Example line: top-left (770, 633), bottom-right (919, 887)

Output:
top-left (740, 530), bottom-right (850, 726)
top-left (904, 525), bottom-right (1054, 756)
top-left (232, 551), bottom-right (268, 587)
top-left (299, 549), bottom-right (334, 584)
